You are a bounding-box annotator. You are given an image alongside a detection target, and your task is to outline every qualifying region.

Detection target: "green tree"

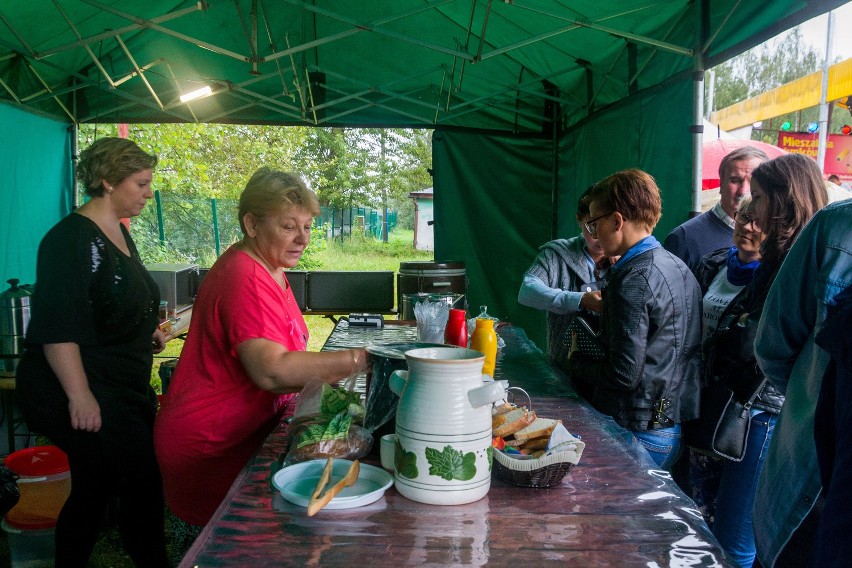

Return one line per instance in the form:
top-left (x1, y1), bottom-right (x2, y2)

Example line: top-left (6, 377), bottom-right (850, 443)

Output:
top-left (708, 27), bottom-right (850, 137)
top-left (76, 124), bottom-right (432, 258)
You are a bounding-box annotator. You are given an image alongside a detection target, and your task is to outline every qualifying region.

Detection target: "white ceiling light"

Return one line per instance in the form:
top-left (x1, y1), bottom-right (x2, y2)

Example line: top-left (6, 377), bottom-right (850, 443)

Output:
top-left (179, 85), bottom-right (212, 103)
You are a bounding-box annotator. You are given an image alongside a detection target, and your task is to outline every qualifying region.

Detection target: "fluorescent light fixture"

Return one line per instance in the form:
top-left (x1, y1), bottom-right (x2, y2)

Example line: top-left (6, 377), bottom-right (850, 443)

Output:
top-left (180, 85), bottom-right (212, 103)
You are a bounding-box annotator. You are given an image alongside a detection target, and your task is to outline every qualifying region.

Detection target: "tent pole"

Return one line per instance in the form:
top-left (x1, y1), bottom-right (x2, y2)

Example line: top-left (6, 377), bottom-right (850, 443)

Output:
top-left (817, 11), bottom-right (835, 173)
top-left (690, 0), bottom-right (707, 218)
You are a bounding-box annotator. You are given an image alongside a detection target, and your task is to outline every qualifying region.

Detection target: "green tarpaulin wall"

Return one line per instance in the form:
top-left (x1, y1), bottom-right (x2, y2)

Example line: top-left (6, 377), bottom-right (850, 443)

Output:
top-left (0, 104), bottom-right (75, 286)
top-left (435, 78), bottom-right (691, 349)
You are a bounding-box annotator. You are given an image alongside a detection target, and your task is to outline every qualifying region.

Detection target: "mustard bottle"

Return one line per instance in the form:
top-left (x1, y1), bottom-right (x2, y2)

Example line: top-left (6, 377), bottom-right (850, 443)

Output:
top-left (470, 317), bottom-right (497, 377)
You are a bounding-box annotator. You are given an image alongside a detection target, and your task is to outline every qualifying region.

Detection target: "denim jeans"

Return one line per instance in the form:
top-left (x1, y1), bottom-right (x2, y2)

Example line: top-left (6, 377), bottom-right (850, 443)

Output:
top-left (633, 424), bottom-right (682, 469)
top-left (712, 411), bottom-right (776, 568)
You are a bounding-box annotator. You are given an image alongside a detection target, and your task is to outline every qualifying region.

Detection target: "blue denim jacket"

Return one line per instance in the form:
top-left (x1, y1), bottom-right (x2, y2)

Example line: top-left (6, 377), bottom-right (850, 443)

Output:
top-left (752, 199), bottom-right (852, 567)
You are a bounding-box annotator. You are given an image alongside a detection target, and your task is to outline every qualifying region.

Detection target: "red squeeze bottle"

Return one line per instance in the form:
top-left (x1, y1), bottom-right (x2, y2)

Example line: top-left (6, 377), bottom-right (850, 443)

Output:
top-left (444, 308), bottom-right (468, 347)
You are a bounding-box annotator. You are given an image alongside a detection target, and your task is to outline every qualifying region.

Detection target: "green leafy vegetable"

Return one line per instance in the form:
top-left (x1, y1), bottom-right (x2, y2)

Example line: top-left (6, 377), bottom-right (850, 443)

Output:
top-left (320, 384), bottom-right (363, 416)
top-left (425, 445), bottom-right (477, 481)
top-left (295, 412), bottom-right (353, 449)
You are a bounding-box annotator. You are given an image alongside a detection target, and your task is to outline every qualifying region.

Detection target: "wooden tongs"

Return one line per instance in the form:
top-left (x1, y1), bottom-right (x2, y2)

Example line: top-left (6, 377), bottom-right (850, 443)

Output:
top-left (306, 458), bottom-right (360, 516)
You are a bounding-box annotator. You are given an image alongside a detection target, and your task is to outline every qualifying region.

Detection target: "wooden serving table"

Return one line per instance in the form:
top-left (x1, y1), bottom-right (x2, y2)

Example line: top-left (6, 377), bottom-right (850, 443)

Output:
top-left (180, 320), bottom-right (734, 567)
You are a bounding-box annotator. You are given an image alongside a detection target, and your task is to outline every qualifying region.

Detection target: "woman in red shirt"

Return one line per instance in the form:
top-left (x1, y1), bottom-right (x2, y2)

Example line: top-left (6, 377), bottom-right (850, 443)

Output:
top-left (154, 168), bottom-right (367, 546)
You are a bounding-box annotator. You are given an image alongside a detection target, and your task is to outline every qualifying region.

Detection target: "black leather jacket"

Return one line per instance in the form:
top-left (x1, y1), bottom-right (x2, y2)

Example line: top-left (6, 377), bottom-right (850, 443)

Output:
top-left (566, 246), bottom-right (702, 431)
top-left (695, 249), bottom-right (785, 414)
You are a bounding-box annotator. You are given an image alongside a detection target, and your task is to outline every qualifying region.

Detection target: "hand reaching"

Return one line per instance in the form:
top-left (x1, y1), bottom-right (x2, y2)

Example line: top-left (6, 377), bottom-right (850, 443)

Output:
top-left (152, 328), bottom-right (167, 354)
top-left (579, 290), bottom-right (603, 313)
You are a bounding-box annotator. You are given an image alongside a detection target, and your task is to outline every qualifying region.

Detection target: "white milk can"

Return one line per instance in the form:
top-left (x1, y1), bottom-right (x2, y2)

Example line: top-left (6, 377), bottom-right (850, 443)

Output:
top-left (381, 347), bottom-right (507, 505)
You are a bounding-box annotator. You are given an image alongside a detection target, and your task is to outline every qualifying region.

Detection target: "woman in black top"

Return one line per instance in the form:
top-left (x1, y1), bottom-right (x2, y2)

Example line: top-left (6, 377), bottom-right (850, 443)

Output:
top-left (16, 137), bottom-right (169, 567)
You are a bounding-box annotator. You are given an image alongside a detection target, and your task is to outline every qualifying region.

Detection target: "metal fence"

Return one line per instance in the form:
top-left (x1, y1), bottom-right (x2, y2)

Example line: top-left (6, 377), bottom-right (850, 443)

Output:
top-left (132, 192), bottom-right (398, 266)
top-left (317, 206), bottom-right (398, 239)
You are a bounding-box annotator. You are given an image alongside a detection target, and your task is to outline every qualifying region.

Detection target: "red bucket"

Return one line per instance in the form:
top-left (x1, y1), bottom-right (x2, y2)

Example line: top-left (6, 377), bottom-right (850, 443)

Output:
top-left (4, 446), bottom-right (71, 529)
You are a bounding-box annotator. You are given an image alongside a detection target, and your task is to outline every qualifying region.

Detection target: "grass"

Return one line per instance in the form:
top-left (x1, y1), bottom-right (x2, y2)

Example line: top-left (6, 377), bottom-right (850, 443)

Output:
top-left (0, 228), bottom-right (432, 568)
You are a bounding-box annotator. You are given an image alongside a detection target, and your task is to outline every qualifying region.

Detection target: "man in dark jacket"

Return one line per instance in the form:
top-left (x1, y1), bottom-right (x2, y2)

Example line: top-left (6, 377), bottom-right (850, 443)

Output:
top-left (663, 146), bottom-right (768, 272)
top-left (566, 169), bottom-right (702, 469)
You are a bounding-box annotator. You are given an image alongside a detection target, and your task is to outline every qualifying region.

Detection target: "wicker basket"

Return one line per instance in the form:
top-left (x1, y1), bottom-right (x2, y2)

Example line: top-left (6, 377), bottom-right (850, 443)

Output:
top-left (492, 441), bottom-right (585, 488)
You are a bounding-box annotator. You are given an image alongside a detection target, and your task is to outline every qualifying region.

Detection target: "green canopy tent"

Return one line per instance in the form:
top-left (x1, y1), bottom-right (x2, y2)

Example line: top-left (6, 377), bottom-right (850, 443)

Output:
top-left (1, 0), bottom-right (843, 349)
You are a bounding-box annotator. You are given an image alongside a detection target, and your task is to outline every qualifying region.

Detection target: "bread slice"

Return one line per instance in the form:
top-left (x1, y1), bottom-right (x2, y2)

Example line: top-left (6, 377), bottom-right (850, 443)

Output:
top-left (492, 405), bottom-right (526, 428)
top-left (519, 436), bottom-right (550, 451)
top-left (492, 408), bottom-right (536, 437)
top-left (512, 417), bottom-right (561, 442)
top-left (491, 402), bottom-right (517, 418)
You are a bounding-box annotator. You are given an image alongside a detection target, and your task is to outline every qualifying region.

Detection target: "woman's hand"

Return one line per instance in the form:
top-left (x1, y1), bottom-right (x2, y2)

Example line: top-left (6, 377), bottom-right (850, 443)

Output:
top-left (349, 348), bottom-right (369, 376)
top-left (68, 390), bottom-right (102, 432)
top-left (579, 290), bottom-right (603, 313)
top-left (151, 328), bottom-right (167, 354)
top-left (238, 339), bottom-right (370, 393)
top-left (43, 342), bottom-right (103, 432)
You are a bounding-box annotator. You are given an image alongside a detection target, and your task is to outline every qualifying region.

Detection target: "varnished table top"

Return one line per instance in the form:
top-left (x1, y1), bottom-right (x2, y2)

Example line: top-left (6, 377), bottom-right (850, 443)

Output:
top-left (179, 320), bottom-right (734, 567)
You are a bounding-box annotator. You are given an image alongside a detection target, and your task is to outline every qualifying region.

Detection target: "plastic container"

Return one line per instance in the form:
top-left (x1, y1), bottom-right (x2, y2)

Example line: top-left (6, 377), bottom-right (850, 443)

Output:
top-left (4, 446), bottom-right (71, 529)
top-left (444, 308), bottom-right (468, 347)
top-left (470, 318), bottom-right (497, 377)
top-left (2, 518), bottom-right (55, 567)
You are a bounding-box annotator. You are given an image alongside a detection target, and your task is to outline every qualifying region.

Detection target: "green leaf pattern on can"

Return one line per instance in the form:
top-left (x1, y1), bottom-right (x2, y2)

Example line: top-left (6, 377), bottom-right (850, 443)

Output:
top-left (395, 438), bottom-right (419, 479)
top-left (426, 445), bottom-right (477, 481)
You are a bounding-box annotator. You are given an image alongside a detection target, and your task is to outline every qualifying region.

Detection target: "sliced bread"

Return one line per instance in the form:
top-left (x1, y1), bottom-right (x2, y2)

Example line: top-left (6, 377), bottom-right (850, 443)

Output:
top-left (492, 408), bottom-right (536, 437)
top-left (512, 417), bottom-right (561, 442)
top-left (492, 405), bottom-right (526, 428)
top-left (519, 436), bottom-right (551, 451)
top-left (491, 402), bottom-right (517, 418)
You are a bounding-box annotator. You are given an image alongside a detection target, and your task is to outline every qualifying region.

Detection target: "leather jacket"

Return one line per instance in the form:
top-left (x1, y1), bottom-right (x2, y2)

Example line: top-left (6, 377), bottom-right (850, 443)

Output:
top-left (704, 263), bottom-right (785, 414)
top-left (566, 246), bottom-right (702, 431)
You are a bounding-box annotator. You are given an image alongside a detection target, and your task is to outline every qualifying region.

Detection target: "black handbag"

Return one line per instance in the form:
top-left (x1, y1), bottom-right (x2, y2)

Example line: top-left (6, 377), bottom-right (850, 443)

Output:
top-left (684, 377), bottom-right (766, 462)
top-left (566, 315), bottom-right (605, 360)
top-left (0, 466), bottom-right (19, 518)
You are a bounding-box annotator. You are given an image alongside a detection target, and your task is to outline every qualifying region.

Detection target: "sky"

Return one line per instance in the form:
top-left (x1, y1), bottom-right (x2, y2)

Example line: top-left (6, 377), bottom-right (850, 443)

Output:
top-left (796, 1), bottom-right (852, 60)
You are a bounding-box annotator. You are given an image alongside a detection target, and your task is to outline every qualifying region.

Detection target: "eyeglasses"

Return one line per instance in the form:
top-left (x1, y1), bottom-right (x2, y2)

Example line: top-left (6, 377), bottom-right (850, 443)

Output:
top-left (735, 210), bottom-right (760, 230)
top-left (584, 211), bottom-right (614, 236)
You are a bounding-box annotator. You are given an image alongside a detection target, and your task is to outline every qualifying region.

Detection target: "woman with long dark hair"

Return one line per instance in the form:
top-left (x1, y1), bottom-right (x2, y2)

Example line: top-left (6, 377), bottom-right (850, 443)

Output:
top-left (702, 153), bottom-right (827, 567)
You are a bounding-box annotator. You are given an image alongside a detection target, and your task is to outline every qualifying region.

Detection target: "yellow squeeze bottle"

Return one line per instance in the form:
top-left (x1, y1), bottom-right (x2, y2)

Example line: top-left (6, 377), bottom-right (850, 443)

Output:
top-left (470, 317), bottom-right (498, 377)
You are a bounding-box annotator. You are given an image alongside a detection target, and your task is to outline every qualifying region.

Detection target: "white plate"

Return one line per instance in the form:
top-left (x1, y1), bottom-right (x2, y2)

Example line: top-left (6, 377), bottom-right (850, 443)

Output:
top-left (272, 459), bottom-right (393, 510)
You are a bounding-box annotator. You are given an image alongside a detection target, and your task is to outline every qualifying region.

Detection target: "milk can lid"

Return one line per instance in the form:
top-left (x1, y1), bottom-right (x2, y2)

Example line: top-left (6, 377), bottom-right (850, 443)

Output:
top-left (398, 260), bottom-right (465, 270)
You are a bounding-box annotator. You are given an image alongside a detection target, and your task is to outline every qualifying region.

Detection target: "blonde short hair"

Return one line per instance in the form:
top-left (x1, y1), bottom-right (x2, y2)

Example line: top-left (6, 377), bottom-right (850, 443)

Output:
top-left (238, 168), bottom-right (321, 234)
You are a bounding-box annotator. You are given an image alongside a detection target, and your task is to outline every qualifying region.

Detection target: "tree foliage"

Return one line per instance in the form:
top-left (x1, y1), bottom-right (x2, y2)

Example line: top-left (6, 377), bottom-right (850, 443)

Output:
top-left (709, 27), bottom-right (849, 138)
top-left (295, 127), bottom-right (432, 209)
top-left (76, 123), bottom-right (432, 265)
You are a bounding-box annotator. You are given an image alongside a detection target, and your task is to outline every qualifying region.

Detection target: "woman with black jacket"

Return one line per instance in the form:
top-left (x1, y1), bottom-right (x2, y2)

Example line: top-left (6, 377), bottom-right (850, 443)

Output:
top-left (697, 154), bottom-right (827, 568)
top-left (565, 169), bottom-right (702, 470)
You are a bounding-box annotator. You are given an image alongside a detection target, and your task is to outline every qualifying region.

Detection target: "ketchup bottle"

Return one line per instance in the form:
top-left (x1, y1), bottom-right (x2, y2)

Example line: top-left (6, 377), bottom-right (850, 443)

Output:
top-left (444, 308), bottom-right (468, 347)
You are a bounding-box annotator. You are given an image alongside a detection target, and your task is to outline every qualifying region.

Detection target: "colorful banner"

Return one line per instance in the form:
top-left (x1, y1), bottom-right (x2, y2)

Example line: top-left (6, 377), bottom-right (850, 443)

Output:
top-left (777, 132), bottom-right (852, 179)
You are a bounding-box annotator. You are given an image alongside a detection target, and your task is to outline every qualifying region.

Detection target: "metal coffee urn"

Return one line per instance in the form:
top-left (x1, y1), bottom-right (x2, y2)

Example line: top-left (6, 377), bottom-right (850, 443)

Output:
top-left (1, 279), bottom-right (32, 372)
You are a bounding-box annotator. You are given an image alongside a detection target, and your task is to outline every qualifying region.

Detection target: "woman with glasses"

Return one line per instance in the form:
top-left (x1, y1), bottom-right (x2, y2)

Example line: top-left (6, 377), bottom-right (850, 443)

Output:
top-left (697, 153), bottom-right (827, 568)
top-left (565, 169), bottom-right (702, 470)
top-left (517, 188), bottom-right (611, 374)
top-left (685, 196), bottom-right (763, 526)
